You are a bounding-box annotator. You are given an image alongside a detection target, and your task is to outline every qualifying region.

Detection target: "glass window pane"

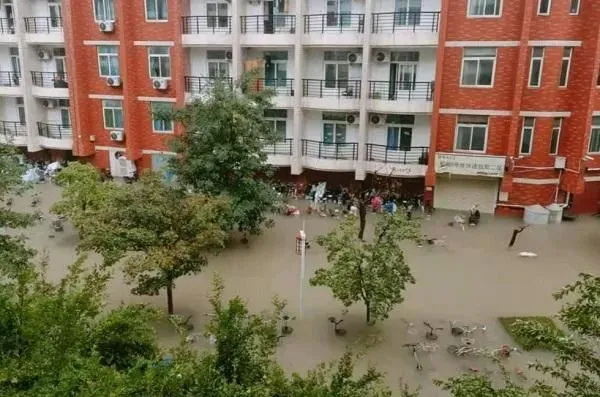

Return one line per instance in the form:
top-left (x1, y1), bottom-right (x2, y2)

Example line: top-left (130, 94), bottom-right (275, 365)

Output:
top-left (323, 123), bottom-right (334, 143)
top-left (456, 126), bottom-right (471, 150)
top-left (146, 0), bottom-right (157, 19)
top-left (471, 127), bottom-right (486, 151)
top-left (161, 57), bottom-right (171, 77)
top-left (560, 60), bottom-right (570, 86)
top-left (104, 109), bottom-right (114, 128)
top-left (157, 0), bottom-right (168, 19)
top-left (335, 124), bottom-right (346, 143)
top-left (478, 60), bottom-right (494, 85)
top-left (325, 64), bottom-right (336, 88)
top-left (150, 57), bottom-right (160, 77)
top-left (550, 127), bottom-right (560, 154)
top-left (387, 127), bottom-right (399, 148)
top-left (590, 129), bottom-right (600, 153)
top-left (275, 120), bottom-right (286, 139)
top-left (529, 59), bottom-right (541, 86)
top-left (114, 109), bottom-right (123, 128)
top-left (461, 60), bottom-right (478, 85)
top-left (520, 129), bottom-right (532, 153)
top-left (464, 47), bottom-right (496, 57)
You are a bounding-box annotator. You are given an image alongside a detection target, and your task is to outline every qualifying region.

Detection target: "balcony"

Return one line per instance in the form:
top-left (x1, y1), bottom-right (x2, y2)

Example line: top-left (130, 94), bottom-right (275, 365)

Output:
top-left (183, 76), bottom-right (232, 102)
top-left (365, 144), bottom-right (428, 177)
top-left (24, 17), bottom-right (64, 43)
top-left (263, 138), bottom-right (293, 166)
top-left (30, 72), bottom-right (69, 98)
top-left (0, 121), bottom-right (27, 146)
top-left (303, 13), bottom-right (364, 46)
top-left (301, 139), bottom-right (358, 171)
top-left (368, 81), bottom-right (434, 113)
top-left (371, 12), bottom-right (440, 46)
top-left (182, 16), bottom-right (232, 46)
top-left (241, 15), bottom-right (296, 46)
top-left (0, 72), bottom-right (23, 96)
top-left (302, 79), bottom-right (360, 111)
top-left (37, 122), bottom-right (72, 150)
top-left (248, 78), bottom-right (294, 107)
top-left (0, 18), bottom-right (16, 43)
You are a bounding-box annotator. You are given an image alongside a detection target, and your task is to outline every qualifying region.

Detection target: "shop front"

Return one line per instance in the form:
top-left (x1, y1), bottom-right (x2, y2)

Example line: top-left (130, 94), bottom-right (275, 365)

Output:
top-left (433, 153), bottom-right (506, 214)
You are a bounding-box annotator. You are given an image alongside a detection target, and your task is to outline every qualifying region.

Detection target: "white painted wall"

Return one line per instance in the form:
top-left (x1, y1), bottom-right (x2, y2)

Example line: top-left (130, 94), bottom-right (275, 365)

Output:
top-left (23, 0), bottom-right (52, 18)
top-left (367, 114), bottom-right (431, 146)
top-left (303, 48), bottom-right (363, 80)
top-left (369, 47), bottom-right (436, 82)
top-left (304, 110), bottom-right (360, 142)
top-left (372, 0), bottom-right (441, 13)
top-left (0, 47), bottom-right (13, 73)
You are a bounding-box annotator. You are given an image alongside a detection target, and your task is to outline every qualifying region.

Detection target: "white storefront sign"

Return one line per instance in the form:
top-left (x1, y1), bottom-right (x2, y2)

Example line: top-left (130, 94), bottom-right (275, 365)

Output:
top-left (435, 153), bottom-right (506, 177)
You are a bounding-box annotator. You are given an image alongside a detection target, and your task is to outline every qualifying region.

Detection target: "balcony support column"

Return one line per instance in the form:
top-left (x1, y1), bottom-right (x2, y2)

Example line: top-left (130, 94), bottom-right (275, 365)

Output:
top-left (231, 0), bottom-right (242, 81)
top-left (291, 0), bottom-right (305, 175)
top-left (356, 0), bottom-right (373, 181)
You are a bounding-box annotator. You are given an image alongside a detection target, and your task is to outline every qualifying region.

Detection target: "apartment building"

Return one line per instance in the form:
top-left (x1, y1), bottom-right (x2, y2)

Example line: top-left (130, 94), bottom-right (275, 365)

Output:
top-left (3, 0), bottom-right (600, 214)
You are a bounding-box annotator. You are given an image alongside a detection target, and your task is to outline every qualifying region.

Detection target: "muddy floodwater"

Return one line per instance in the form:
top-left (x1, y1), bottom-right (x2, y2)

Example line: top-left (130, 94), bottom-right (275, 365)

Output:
top-left (12, 183), bottom-right (600, 396)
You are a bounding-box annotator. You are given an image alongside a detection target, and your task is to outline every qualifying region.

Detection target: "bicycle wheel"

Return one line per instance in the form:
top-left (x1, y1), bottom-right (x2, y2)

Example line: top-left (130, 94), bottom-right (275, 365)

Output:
top-left (447, 345), bottom-right (459, 355)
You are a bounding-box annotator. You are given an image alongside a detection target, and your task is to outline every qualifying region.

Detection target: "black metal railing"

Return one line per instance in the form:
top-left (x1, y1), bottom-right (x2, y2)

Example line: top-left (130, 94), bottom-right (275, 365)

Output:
top-left (0, 71), bottom-right (21, 87)
top-left (302, 79), bottom-right (361, 98)
top-left (366, 144), bottom-right (429, 164)
top-left (24, 17), bottom-right (63, 33)
top-left (31, 71), bottom-right (69, 88)
top-left (302, 140), bottom-right (358, 160)
top-left (37, 122), bottom-right (72, 139)
top-left (263, 138), bottom-right (293, 155)
top-left (184, 76), bottom-right (232, 94)
top-left (0, 121), bottom-right (27, 137)
top-left (248, 78), bottom-right (294, 96)
top-left (368, 81), bottom-right (434, 101)
top-left (0, 18), bottom-right (15, 34)
top-left (241, 15), bottom-right (296, 34)
top-left (303, 13), bottom-right (364, 33)
top-left (372, 11), bottom-right (440, 33)
top-left (182, 16), bottom-right (232, 34)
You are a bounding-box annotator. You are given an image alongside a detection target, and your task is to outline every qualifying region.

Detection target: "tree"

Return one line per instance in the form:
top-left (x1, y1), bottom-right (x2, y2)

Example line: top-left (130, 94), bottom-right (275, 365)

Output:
top-left (73, 173), bottom-right (230, 314)
top-left (169, 75), bottom-right (279, 238)
top-left (310, 214), bottom-right (420, 324)
top-left (435, 370), bottom-right (528, 397)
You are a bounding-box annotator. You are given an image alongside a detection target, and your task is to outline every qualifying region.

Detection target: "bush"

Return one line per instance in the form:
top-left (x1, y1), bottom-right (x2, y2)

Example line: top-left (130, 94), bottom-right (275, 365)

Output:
top-left (498, 316), bottom-right (563, 351)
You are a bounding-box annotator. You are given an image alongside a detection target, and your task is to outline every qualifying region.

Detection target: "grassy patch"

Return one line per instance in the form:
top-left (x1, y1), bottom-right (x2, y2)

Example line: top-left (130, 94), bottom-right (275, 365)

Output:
top-left (498, 316), bottom-right (563, 351)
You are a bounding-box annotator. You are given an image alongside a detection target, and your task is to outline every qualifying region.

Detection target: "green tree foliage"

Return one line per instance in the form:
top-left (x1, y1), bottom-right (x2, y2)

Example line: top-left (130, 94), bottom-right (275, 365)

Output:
top-left (169, 75), bottom-right (279, 237)
top-left (310, 214), bottom-right (420, 324)
top-left (70, 172), bottom-right (230, 314)
top-left (436, 371), bottom-right (528, 397)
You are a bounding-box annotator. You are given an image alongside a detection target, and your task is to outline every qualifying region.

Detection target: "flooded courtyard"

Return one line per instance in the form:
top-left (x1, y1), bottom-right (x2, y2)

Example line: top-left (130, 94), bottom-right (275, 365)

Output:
top-left (13, 183), bottom-right (600, 396)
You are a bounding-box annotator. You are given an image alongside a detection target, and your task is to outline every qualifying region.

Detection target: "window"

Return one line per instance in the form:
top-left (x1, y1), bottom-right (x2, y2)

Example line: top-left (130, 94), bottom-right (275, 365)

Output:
top-left (468, 0), bottom-right (501, 17)
top-left (324, 51), bottom-right (350, 89)
top-left (550, 118), bottom-right (561, 155)
top-left (264, 52), bottom-right (288, 87)
top-left (395, 0), bottom-right (422, 26)
top-left (58, 99), bottom-right (70, 129)
top-left (387, 126), bottom-right (413, 149)
top-left (97, 45), bottom-right (119, 77)
top-left (264, 109), bottom-right (287, 140)
top-left (559, 47), bottom-right (573, 87)
top-left (461, 47), bottom-right (496, 87)
top-left (207, 51), bottom-right (230, 78)
top-left (48, 0), bottom-right (62, 28)
top-left (94, 0), bottom-right (115, 21)
top-left (455, 115), bottom-right (488, 152)
top-left (146, 0), bottom-right (168, 21)
top-left (103, 100), bottom-right (123, 129)
top-left (322, 112), bottom-right (347, 144)
top-left (538, 0), bottom-right (551, 15)
top-left (528, 47), bottom-right (544, 87)
top-left (16, 97), bottom-right (25, 125)
top-left (151, 102), bottom-right (173, 133)
top-left (589, 117), bottom-right (600, 153)
top-left (520, 117), bottom-right (535, 155)
top-left (148, 47), bottom-right (171, 79)
top-left (569, 0), bottom-right (580, 14)
top-left (326, 0), bottom-right (351, 27)
top-left (9, 47), bottom-right (20, 75)
top-left (206, 3), bottom-right (228, 28)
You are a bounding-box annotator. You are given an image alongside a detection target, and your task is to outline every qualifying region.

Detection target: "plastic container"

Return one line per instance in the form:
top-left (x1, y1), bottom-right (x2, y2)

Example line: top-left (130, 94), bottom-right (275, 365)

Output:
top-left (545, 203), bottom-right (564, 224)
top-left (523, 204), bottom-right (550, 225)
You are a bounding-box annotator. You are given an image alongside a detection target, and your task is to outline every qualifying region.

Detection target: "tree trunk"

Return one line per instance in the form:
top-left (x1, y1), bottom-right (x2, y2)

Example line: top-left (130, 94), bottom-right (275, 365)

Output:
top-left (166, 282), bottom-right (174, 315)
top-left (365, 300), bottom-right (371, 324)
top-left (358, 201), bottom-right (367, 240)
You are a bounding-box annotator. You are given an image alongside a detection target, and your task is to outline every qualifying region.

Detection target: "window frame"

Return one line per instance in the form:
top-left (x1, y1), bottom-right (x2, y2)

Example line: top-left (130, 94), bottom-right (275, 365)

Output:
top-left (537, 0), bottom-right (552, 15)
top-left (151, 102), bottom-right (174, 134)
top-left (93, 0), bottom-right (115, 22)
top-left (145, 0), bottom-right (168, 22)
top-left (265, 111), bottom-right (287, 141)
top-left (519, 117), bottom-right (535, 155)
top-left (569, 0), bottom-right (580, 15)
top-left (322, 122), bottom-right (347, 144)
top-left (528, 47), bottom-right (544, 88)
top-left (97, 45), bottom-right (120, 78)
top-left (454, 117), bottom-right (488, 153)
top-left (559, 47), bottom-right (573, 88)
top-left (466, 0), bottom-right (502, 18)
top-left (550, 117), bottom-right (561, 155)
top-left (460, 47), bottom-right (497, 88)
top-left (148, 46), bottom-right (171, 79)
top-left (588, 117), bottom-right (600, 154)
top-left (102, 100), bottom-right (124, 130)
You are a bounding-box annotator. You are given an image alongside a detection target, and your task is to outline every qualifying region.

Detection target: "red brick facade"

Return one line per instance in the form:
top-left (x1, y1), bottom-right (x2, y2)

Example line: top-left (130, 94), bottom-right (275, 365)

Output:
top-left (428, 0), bottom-right (600, 213)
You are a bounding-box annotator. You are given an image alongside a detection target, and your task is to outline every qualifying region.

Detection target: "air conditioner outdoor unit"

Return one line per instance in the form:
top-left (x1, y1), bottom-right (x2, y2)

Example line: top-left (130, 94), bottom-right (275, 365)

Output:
top-left (38, 49), bottom-right (52, 61)
top-left (99, 21), bottom-right (115, 32)
top-left (369, 113), bottom-right (386, 126)
top-left (347, 52), bottom-right (362, 64)
top-left (43, 99), bottom-right (57, 109)
top-left (375, 51), bottom-right (389, 63)
top-left (554, 156), bottom-right (566, 170)
top-left (346, 113), bottom-right (358, 124)
top-left (110, 130), bottom-right (125, 142)
top-left (153, 78), bottom-right (169, 90)
top-left (106, 76), bottom-right (122, 87)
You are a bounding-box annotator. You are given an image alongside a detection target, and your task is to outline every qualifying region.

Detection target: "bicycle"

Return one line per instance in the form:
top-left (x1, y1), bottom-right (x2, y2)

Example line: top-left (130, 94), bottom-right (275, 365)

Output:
top-left (450, 321), bottom-right (486, 337)
top-left (403, 342), bottom-right (439, 371)
top-left (490, 345), bottom-right (518, 360)
top-left (447, 343), bottom-right (487, 358)
top-left (423, 321), bottom-right (443, 341)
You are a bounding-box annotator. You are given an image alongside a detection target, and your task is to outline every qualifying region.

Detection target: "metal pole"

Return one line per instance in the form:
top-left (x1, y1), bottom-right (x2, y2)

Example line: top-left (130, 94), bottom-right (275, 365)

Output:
top-left (299, 221), bottom-right (306, 319)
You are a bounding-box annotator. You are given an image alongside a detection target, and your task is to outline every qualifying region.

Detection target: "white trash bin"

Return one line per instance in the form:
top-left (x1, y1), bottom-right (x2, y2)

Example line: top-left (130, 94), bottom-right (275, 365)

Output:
top-left (523, 204), bottom-right (550, 225)
top-left (545, 203), bottom-right (564, 224)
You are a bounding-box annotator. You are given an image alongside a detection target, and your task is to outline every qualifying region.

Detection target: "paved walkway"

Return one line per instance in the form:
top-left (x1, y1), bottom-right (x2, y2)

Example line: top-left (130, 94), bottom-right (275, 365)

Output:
top-left (15, 184), bottom-right (600, 396)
